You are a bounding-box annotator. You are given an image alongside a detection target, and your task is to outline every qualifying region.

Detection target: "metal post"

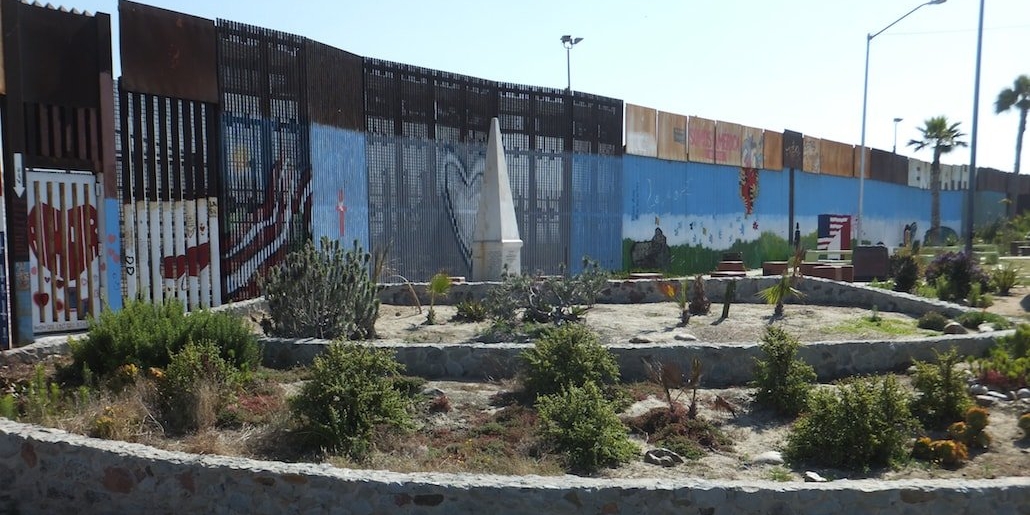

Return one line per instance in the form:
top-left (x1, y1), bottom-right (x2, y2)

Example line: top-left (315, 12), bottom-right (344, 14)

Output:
top-left (965, 0), bottom-right (985, 254)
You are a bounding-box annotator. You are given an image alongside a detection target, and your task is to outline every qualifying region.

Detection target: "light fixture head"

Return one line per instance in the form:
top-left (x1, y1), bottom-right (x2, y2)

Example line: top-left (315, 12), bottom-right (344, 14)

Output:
top-left (929, 0), bottom-right (946, 4)
top-left (573, 37), bottom-right (583, 45)
top-left (894, 117), bottom-right (903, 123)
top-left (560, 35), bottom-right (572, 43)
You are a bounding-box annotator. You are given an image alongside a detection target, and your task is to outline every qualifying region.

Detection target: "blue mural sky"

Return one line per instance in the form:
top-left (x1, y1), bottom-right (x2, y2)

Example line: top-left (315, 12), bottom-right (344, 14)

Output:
top-left (74, 0), bottom-right (1030, 174)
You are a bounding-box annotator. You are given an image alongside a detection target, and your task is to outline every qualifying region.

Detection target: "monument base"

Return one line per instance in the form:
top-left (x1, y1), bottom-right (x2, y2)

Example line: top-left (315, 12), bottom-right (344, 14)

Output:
top-left (472, 239), bottom-right (522, 282)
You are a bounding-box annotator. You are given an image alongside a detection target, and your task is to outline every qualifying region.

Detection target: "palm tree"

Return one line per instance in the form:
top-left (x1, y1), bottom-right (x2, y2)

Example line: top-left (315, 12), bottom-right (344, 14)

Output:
top-left (908, 117), bottom-right (967, 245)
top-left (995, 75), bottom-right (1030, 175)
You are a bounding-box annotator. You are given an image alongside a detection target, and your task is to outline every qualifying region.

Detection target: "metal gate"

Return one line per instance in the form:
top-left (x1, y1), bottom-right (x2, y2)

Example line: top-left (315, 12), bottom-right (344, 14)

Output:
top-left (26, 170), bottom-right (101, 333)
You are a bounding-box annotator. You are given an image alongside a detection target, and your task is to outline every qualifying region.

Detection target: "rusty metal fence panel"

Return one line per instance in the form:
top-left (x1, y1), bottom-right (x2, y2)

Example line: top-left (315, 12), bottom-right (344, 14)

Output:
top-left (217, 21), bottom-right (310, 301)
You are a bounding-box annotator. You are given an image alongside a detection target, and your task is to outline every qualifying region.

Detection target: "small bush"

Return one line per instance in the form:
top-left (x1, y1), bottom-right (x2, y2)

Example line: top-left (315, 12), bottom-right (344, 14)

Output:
top-left (536, 382), bottom-right (637, 474)
top-left (956, 311), bottom-right (1012, 330)
top-left (483, 258), bottom-right (610, 327)
top-left (158, 340), bottom-right (243, 434)
top-left (452, 300), bottom-right (487, 322)
top-left (520, 324), bottom-right (620, 398)
top-left (990, 263), bottom-right (1020, 295)
top-left (751, 326), bottom-right (815, 417)
top-left (973, 324), bottom-right (1030, 389)
top-left (261, 237), bottom-right (379, 340)
top-left (889, 248), bottom-right (921, 293)
top-left (910, 349), bottom-right (972, 430)
top-left (917, 311), bottom-right (949, 331)
top-left (290, 343), bottom-right (411, 458)
top-left (785, 375), bottom-right (917, 470)
top-left (688, 275), bottom-right (711, 316)
top-left (925, 251), bottom-right (991, 302)
top-left (967, 283), bottom-right (993, 309)
top-left (1018, 413), bottom-right (1030, 439)
top-left (69, 299), bottom-right (259, 384)
top-left (913, 436), bottom-right (968, 466)
top-left (950, 406), bottom-right (991, 450)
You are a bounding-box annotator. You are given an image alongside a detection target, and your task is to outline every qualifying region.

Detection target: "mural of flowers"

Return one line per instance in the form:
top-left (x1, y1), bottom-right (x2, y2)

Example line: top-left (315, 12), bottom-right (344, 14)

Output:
top-left (739, 167), bottom-right (759, 216)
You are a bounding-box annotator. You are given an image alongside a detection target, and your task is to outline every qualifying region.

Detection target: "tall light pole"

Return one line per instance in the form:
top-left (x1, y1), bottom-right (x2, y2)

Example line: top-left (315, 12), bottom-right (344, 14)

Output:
top-left (893, 117), bottom-right (903, 153)
top-left (857, 0), bottom-right (946, 245)
top-left (964, 0), bottom-right (985, 254)
top-left (560, 35), bottom-right (583, 92)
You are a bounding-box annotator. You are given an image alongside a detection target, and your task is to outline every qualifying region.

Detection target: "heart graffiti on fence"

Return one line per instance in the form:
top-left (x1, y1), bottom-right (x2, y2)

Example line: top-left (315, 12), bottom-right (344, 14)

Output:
top-left (440, 147), bottom-right (485, 267)
top-left (27, 203), bottom-right (100, 283)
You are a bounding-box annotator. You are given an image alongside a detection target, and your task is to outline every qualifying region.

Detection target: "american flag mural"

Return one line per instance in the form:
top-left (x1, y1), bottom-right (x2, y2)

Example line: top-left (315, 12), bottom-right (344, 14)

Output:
top-left (817, 214), bottom-right (852, 252)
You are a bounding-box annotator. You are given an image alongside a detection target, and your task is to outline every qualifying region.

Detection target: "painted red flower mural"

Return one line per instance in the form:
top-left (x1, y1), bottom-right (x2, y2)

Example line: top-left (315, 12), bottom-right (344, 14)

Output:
top-left (739, 167), bottom-right (759, 216)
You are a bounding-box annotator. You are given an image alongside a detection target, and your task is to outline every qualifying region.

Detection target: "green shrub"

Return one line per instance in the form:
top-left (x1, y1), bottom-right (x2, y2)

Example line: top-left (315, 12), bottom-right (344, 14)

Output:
top-left (452, 299), bottom-right (487, 322)
top-left (889, 248), bottom-right (921, 293)
top-left (483, 258), bottom-right (609, 327)
top-left (917, 311), bottom-right (949, 331)
top-left (973, 324), bottom-right (1030, 389)
top-left (290, 343), bottom-right (411, 458)
top-left (159, 340), bottom-right (243, 434)
top-left (1019, 413), bottom-right (1030, 439)
top-left (785, 375), bottom-right (916, 470)
top-left (966, 283), bottom-right (993, 309)
top-left (536, 382), bottom-right (637, 473)
top-left (751, 326), bottom-right (815, 417)
top-left (22, 364), bottom-right (62, 424)
top-left (990, 263), bottom-right (1020, 295)
top-left (0, 394), bottom-right (15, 420)
top-left (956, 311), bottom-right (1012, 330)
top-left (261, 237), bottom-right (379, 340)
top-left (521, 324), bottom-right (620, 398)
top-left (426, 272), bottom-right (452, 325)
top-left (925, 251), bottom-right (991, 302)
top-left (910, 349), bottom-right (972, 430)
top-left (69, 299), bottom-right (259, 384)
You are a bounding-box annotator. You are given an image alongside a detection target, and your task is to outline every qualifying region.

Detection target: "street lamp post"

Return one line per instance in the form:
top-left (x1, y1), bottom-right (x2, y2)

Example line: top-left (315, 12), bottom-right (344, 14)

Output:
top-left (893, 117), bottom-right (903, 153)
top-left (964, 0), bottom-right (985, 254)
top-left (560, 35), bottom-right (583, 92)
top-left (857, 0), bottom-right (946, 245)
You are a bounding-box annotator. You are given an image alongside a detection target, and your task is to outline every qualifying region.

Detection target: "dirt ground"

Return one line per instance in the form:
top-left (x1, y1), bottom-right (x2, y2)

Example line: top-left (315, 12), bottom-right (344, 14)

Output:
top-left (370, 296), bottom-right (1030, 481)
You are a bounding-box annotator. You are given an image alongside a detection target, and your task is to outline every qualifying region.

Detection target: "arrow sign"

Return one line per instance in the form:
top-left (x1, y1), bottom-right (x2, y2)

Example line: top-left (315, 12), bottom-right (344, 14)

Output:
top-left (13, 154), bottom-right (24, 198)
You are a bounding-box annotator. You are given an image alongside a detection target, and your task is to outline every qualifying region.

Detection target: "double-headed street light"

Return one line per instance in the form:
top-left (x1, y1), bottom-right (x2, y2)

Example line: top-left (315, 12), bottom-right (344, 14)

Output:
top-left (560, 35), bottom-right (583, 92)
top-left (856, 0), bottom-right (946, 244)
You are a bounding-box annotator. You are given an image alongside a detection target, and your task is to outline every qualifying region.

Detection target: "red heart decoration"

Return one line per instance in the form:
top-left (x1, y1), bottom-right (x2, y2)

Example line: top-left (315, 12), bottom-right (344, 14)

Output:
top-left (32, 292), bottom-right (49, 309)
top-left (27, 203), bottom-right (100, 280)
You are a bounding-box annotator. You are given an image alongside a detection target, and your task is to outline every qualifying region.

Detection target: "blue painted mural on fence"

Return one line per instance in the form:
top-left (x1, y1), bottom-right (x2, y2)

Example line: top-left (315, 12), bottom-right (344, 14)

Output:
top-left (103, 198), bottom-right (122, 312)
top-left (569, 153), bottom-right (623, 273)
top-left (310, 125), bottom-right (369, 253)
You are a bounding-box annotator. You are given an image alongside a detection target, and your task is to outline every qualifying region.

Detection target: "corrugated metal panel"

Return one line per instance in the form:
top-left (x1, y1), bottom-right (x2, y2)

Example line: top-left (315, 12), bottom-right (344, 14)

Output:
top-left (714, 121), bottom-right (742, 166)
top-left (118, 1), bottom-right (218, 103)
top-left (217, 20), bottom-right (310, 301)
top-left (782, 130), bottom-right (803, 170)
top-left (802, 135), bottom-right (820, 173)
top-left (742, 126), bottom-right (764, 168)
top-left (763, 131), bottom-right (783, 170)
top-left (687, 116), bottom-right (715, 164)
top-left (570, 154), bottom-right (621, 272)
top-left (869, 148), bottom-right (906, 184)
top-left (624, 103), bottom-right (656, 157)
top-left (657, 111), bottom-right (687, 162)
top-left (305, 40), bottom-right (363, 131)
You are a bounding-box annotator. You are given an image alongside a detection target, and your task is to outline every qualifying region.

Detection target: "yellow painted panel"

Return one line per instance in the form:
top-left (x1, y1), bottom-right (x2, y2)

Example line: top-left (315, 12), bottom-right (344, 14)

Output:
top-left (764, 131), bottom-right (783, 171)
top-left (803, 135), bottom-right (820, 173)
top-left (657, 111), bottom-right (687, 162)
top-left (742, 126), bottom-right (764, 168)
top-left (625, 103), bottom-right (657, 157)
top-left (688, 116), bottom-right (715, 164)
top-left (715, 121), bottom-right (743, 166)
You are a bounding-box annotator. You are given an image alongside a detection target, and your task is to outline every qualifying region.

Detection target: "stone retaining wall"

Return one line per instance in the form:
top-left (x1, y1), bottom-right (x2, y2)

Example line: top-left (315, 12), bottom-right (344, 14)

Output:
top-left (263, 332), bottom-right (1006, 387)
top-left (378, 276), bottom-right (972, 318)
top-left (1, 419), bottom-right (1027, 515)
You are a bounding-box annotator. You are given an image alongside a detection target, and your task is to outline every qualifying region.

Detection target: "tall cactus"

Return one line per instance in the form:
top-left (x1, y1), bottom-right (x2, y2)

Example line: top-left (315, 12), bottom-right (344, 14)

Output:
top-left (261, 237), bottom-right (380, 340)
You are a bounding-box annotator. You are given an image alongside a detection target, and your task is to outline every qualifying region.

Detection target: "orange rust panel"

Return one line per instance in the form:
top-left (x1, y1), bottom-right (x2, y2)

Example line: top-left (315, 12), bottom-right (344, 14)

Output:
top-left (763, 131), bottom-right (783, 171)
top-left (715, 121), bottom-right (743, 166)
top-left (625, 103), bottom-right (657, 157)
top-left (656, 111), bottom-right (687, 162)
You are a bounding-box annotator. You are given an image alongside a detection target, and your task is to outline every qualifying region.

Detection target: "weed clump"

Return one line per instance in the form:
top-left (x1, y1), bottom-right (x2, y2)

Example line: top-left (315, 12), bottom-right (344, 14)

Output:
top-left (917, 311), bottom-right (949, 332)
top-left (158, 340), bottom-right (244, 434)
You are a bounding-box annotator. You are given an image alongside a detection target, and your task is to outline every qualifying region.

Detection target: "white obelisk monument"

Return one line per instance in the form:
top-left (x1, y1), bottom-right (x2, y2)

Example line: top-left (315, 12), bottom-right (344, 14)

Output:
top-left (472, 117), bottom-right (522, 281)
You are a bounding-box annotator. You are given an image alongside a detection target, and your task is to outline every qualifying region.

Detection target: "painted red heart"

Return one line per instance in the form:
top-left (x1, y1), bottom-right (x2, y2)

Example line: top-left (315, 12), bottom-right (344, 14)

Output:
top-left (27, 203), bottom-right (100, 280)
top-left (32, 292), bottom-right (49, 309)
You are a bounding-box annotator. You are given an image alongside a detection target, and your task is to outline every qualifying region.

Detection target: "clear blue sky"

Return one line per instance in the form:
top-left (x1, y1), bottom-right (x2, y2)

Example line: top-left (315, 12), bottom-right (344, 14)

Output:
top-left (73, 0), bottom-right (1030, 173)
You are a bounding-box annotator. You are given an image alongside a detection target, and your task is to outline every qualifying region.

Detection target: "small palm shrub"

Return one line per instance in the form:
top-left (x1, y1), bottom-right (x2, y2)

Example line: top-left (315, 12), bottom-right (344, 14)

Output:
top-left (785, 375), bottom-right (917, 470)
top-left (756, 274), bottom-right (804, 318)
top-left (290, 343), bottom-right (411, 458)
top-left (917, 311), bottom-right (949, 331)
top-left (453, 300), bottom-right (487, 322)
top-left (925, 251), bottom-right (991, 302)
top-left (990, 263), bottom-right (1020, 295)
top-left (261, 237), bottom-right (379, 340)
top-left (536, 382), bottom-right (637, 474)
top-left (69, 299), bottom-right (259, 383)
top-left (158, 340), bottom-right (244, 434)
top-left (751, 326), bottom-right (815, 417)
top-left (426, 272), bottom-right (452, 325)
top-left (889, 248), bottom-right (921, 293)
top-left (910, 349), bottom-right (972, 430)
top-left (520, 324), bottom-right (620, 398)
